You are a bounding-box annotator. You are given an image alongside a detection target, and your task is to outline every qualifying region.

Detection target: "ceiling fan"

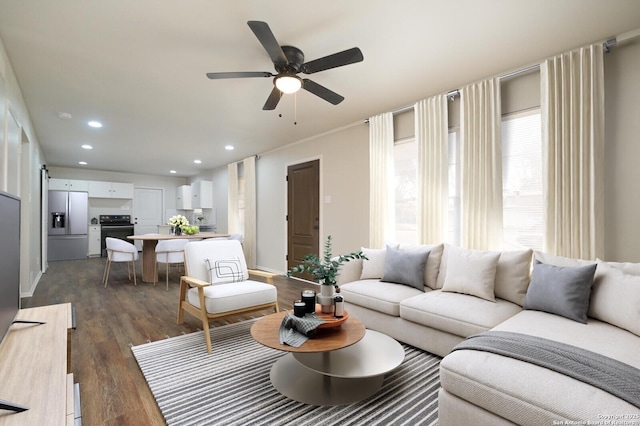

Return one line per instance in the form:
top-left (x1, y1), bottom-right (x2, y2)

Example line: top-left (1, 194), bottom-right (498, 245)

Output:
top-left (206, 21), bottom-right (364, 110)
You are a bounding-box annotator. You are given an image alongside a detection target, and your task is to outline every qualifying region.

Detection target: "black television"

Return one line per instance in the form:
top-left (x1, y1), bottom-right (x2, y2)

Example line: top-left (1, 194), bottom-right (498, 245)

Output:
top-left (0, 190), bottom-right (20, 347)
top-left (0, 190), bottom-right (26, 412)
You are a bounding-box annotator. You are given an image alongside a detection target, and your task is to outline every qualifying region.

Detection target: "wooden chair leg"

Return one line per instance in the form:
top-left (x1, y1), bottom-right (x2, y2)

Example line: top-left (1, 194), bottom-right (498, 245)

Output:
top-left (166, 262), bottom-right (169, 291)
top-left (132, 259), bottom-right (137, 286)
top-left (197, 287), bottom-right (213, 354)
top-left (103, 259), bottom-right (112, 288)
top-left (177, 278), bottom-right (188, 324)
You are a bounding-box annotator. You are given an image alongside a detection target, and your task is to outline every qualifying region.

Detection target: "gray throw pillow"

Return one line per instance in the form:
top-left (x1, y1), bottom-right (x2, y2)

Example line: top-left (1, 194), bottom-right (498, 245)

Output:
top-left (381, 245), bottom-right (429, 291)
top-left (524, 261), bottom-right (597, 323)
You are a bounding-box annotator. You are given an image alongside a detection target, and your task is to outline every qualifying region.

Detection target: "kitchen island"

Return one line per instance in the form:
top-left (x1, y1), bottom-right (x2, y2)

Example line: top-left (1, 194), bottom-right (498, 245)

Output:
top-left (127, 232), bottom-right (228, 282)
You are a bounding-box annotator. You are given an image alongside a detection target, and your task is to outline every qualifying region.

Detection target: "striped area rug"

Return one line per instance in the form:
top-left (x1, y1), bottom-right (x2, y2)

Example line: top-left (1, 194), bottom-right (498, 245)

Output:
top-left (132, 320), bottom-right (441, 426)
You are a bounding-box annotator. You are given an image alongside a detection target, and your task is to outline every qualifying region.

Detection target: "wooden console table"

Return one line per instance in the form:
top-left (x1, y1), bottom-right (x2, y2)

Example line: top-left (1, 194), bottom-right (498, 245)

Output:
top-left (0, 303), bottom-right (78, 425)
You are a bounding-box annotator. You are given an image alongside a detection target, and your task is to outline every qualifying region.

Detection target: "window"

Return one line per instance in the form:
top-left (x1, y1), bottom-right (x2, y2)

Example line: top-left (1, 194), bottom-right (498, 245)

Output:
top-left (501, 109), bottom-right (543, 251)
top-left (447, 130), bottom-right (461, 246)
top-left (393, 138), bottom-right (417, 244)
top-left (237, 176), bottom-right (245, 235)
top-left (391, 108), bottom-right (542, 251)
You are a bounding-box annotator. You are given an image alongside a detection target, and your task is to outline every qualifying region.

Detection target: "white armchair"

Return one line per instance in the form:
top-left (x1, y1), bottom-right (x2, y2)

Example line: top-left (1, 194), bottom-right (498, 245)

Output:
top-left (177, 239), bottom-right (279, 353)
top-left (103, 237), bottom-right (139, 288)
top-left (155, 239), bottom-right (190, 291)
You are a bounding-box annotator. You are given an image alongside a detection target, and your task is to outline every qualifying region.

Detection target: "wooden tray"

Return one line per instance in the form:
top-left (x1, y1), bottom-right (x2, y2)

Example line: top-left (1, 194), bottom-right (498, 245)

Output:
top-left (314, 304), bottom-right (349, 329)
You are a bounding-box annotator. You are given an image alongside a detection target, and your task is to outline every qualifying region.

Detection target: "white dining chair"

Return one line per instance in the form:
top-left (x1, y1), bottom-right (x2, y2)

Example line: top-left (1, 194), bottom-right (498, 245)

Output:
top-left (103, 237), bottom-right (139, 288)
top-left (155, 239), bottom-right (190, 291)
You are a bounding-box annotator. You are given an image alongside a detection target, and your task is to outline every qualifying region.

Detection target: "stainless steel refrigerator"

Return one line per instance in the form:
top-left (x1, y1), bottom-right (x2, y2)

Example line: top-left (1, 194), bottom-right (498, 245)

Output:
top-left (48, 190), bottom-right (89, 261)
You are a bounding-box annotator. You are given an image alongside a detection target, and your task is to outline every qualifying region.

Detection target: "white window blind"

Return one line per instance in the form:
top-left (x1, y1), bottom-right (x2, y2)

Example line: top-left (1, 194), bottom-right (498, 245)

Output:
top-left (501, 110), bottom-right (543, 251)
top-left (447, 130), bottom-right (460, 246)
top-left (393, 138), bottom-right (417, 244)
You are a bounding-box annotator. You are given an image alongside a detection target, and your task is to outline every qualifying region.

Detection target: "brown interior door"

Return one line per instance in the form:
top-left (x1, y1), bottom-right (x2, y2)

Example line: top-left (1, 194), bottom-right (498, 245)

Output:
top-left (287, 160), bottom-right (320, 279)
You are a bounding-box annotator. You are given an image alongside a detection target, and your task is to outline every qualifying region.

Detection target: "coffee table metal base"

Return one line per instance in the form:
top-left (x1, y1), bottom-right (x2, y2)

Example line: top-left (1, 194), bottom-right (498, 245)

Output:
top-left (270, 354), bottom-right (385, 405)
top-left (269, 330), bottom-right (404, 406)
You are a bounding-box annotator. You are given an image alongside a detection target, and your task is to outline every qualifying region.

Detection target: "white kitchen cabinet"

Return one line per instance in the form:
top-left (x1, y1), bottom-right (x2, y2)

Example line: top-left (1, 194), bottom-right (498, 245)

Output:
top-left (110, 182), bottom-right (134, 199)
top-left (176, 185), bottom-right (192, 210)
top-left (191, 180), bottom-right (213, 209)
top-left (88, 180), bottom-right (134, 199)
top-left (88, 225), bottom-right (101, 256)
top-left (49, 178), bottom-right (89, 192)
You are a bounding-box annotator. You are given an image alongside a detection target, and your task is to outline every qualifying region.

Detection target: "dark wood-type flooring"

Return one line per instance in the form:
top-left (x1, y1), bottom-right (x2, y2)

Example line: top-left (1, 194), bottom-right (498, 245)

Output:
top-left (21, 256), bottom-right (317, 425)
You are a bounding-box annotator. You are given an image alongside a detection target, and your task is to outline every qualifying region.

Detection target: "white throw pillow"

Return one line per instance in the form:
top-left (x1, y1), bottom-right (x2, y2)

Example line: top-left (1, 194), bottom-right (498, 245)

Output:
top-left (493, 249), bottom-right (533, 306)
top-left (399, 243), bottom-right (444, 289)
top-left (589, 261), bottom-right (640, 336)
top-left (441, 246), bottom-right (501, 302)
top-left (360, 245), bottom-right (398, 280)
top-left (205, 257), bottom-right (246, 284)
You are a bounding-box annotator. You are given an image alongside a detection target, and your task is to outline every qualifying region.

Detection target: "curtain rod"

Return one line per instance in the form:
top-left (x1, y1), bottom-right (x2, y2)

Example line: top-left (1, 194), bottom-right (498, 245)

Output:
top-left (364, 63), bottom-right (539, 123)
top-left (365, 26), bottom-right (640, 123)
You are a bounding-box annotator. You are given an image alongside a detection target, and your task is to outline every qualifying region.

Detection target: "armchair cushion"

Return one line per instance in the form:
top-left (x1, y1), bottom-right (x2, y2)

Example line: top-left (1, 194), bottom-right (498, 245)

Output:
top-left (187, 280), bottom-right (277, 314)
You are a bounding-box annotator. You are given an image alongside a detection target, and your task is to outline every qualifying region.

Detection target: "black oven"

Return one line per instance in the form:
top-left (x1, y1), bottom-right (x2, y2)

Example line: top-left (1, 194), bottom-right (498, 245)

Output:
top-left (100, 215), bottom-right (134, 257)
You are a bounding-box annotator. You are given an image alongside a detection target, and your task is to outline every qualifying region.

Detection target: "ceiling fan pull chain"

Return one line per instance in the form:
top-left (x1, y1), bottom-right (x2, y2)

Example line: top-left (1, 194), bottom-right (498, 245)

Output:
top-left (294, 93), bottom-right (298, 126)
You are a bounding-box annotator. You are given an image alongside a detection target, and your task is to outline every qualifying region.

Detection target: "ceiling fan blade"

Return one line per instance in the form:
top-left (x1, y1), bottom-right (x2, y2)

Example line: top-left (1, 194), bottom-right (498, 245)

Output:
top-left (301, 47), bottom-right (364, 74)
top-left (206, 71), bottom-right (273, 79)
top-left (302, 79), bottom-right (344, 105)
top-left (263, 87), bottom-right (283, 110)
top-left (247, 21), bottom-right (288, 66)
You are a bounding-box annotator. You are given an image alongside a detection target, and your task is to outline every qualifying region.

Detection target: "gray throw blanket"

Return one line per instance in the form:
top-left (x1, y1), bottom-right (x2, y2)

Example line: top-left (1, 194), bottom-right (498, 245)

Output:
top-left (279, 313), bottom-right (326, 347)
top-left (452, 331), bottom-right (640, 410)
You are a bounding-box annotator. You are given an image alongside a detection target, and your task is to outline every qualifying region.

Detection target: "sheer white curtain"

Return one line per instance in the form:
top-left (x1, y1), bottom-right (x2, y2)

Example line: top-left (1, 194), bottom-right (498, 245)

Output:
top-left (227, 162), bottom-right (240, 234)
top-left (541, 44), bottom-right (604, 259)
top-left (369, 112), bottom-right (394, 248)
top-left (415, 95), bottom-right (448, 243)
top-left (243, 156), bottom-right (257, 268)
top-left (460, 78), bottom-right (503, 250)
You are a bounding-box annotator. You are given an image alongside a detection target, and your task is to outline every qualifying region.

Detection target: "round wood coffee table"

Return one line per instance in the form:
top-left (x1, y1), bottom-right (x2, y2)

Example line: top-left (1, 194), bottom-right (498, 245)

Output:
top-left (251, 310), bottom-right (405, 406)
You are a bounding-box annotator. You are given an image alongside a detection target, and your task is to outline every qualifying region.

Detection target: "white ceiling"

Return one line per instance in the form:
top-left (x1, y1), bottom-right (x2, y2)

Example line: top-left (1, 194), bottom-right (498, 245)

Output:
top-left (1, 1), bottom-right (639, 177)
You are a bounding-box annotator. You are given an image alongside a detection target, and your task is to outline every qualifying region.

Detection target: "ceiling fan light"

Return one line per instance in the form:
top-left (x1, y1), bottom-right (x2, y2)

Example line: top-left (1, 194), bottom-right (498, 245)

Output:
top-left (275, 75), bottom-right (302, 94)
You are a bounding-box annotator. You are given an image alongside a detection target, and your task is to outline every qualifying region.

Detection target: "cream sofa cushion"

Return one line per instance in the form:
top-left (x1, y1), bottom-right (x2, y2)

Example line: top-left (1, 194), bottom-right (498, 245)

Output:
top-left (440, 310), bottom-right (640, 424)
top-left (590, 260), bottom-right (640, 336)
top-left (340, 279), bottom-right (426, 316)
top-left (441, 246), bottom-right (501, 301)
top-left (534, 250), bottom-right (594, 267)
top-left (400, 290), bottom-right (522, 338)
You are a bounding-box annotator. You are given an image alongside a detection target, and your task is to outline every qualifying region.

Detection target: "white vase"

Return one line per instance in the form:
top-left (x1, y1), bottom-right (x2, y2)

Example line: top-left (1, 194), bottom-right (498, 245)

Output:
top-left (320, 284), bottom-right (334, 297)
top-left (318, 284), bottom-right (334, 313)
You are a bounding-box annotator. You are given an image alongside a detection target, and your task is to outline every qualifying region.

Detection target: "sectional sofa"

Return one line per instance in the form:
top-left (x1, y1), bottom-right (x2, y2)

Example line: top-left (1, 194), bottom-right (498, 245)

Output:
top-left (335, 243), bottom-right (640, 425)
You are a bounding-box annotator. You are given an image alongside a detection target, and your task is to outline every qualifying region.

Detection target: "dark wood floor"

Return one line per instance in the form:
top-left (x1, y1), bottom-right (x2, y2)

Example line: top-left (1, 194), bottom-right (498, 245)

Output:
top-left (21, 256), bottom-right (316, 426)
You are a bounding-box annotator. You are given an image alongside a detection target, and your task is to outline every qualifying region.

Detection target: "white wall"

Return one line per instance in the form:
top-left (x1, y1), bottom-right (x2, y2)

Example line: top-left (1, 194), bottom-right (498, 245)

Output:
top-left (604, 39), bottom-right (640, 262)
top-left (0, 36), bottom-right (47, 296)
top-left (219, 123), bottom-right (370, 273)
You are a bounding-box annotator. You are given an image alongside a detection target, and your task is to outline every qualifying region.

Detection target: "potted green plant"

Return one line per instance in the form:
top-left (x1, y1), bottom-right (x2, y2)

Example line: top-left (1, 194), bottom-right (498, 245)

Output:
top-left (287, 235), bottom-right (367, 312)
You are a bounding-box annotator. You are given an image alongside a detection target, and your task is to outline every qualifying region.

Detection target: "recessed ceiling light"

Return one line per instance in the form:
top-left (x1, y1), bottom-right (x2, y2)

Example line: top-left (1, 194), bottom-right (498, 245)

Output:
top-left (78, 161), bottom-right (88, 165)
top-left (81, 144), bottom-right (93, 150)
top-left (193, 159), bottom-right (202, 164)
top-left (58, 112), bottom-right (72, 120)
top-left (169, 170), bottom-right (177, 174)
top-left (225, 145), bottom-right (234, 151)
top-left (88, 121), bottom-right (102, 128)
